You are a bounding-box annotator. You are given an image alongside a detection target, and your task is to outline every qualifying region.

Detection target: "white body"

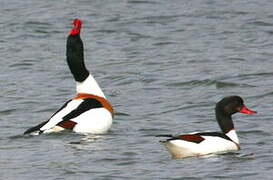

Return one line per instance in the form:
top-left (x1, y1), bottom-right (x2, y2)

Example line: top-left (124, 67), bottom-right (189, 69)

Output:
top-left (73, 108), bottom-right (112, 134)
top-left (162, 130), bottom-right (239, 159)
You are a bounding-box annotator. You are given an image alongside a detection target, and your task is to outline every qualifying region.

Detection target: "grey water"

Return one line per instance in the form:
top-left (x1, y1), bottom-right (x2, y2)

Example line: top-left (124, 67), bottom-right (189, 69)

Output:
top-left (1, 0), bottom-right (273, 179)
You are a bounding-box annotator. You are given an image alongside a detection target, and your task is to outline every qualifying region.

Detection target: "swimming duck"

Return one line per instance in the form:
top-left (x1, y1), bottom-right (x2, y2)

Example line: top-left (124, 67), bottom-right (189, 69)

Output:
top-left (158, 96), bottom-right (256, 159)
top-left (24, 19), bottom-right (114, 135)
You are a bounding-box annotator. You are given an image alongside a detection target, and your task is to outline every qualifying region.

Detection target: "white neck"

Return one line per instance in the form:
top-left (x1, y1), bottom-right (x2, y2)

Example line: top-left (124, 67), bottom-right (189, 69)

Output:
top-left (76, 74), bottom-right (106, 98)
top-left (225, 129), bottom-right (239, 145)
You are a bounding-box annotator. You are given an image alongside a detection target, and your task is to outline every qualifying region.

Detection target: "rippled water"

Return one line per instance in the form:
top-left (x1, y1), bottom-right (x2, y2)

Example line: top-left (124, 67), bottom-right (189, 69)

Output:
top-left (1, 0), bottom-right (273, 179)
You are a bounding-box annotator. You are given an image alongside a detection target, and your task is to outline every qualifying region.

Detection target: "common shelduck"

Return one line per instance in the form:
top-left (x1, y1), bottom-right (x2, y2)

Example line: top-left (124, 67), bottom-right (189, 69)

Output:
top-left (24, 19), bottom-right (114, 135)
top-left (158, 96), bottom-right (256, 159)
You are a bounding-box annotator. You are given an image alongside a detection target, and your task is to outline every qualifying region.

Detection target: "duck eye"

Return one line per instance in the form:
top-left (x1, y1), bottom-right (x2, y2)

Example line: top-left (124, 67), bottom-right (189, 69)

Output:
top-left (236, 106), bottom-right (242, 112)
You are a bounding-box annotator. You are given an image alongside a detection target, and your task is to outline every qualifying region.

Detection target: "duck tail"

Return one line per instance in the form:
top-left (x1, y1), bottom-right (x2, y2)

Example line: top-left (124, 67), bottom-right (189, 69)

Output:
top-left (155, 134), bottom-right (174, 143)
top-left (24, 120), bottom-right (48, 135)
top-left (155, 134), bottom-right (173, 137)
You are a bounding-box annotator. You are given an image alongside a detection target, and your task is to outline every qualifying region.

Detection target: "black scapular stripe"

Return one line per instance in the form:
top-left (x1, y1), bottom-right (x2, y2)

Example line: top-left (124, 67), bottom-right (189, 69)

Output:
top-left (160, 132), bottom-right (232, 143)
top-left (196, 132), bottom-right (232, 141)
top-left (57, 98), bottom-right (103, 127)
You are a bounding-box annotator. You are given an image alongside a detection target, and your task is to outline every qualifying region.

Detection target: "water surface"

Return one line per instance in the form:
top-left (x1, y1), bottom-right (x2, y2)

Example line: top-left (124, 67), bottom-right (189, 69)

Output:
top-left (1, 0), bottom-right (273, 179)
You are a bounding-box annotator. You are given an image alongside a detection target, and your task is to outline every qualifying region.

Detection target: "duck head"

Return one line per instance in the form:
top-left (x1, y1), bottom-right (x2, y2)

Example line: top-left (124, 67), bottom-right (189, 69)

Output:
top-left (215, 96), bottom-right (256, 133)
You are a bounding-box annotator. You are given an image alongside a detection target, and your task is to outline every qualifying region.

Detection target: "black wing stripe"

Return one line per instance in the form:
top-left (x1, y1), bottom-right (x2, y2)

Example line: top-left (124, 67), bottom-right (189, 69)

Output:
top-left (24, 100), bottom-right (72, 134)
top-left (49, 99), bottom-right (72, 119)
top-left (63, 98), bottom-right (103, 120)
top-left (166, 134), bottom-right (205, 144)
top-left (162, 132), bottom-right (232, 144)
top-left (57, 98), bottom-right (103, 128)
top-left (196, 132), bottom-right (232, 141)
top-left (24, 120), bottom-right (48, 134)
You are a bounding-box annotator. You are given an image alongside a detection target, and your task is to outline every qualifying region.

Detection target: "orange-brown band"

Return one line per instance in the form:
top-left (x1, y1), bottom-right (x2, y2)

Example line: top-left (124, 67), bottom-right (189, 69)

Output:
top-left (74, 93), bottom-right (114, 116)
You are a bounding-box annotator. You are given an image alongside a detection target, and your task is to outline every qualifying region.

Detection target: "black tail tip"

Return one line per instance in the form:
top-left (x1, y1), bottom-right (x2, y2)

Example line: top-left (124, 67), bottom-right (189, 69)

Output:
top-left (159, 140), bottom-right (166, 143)
top-left (155, 134), bottom-right (173, 137)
